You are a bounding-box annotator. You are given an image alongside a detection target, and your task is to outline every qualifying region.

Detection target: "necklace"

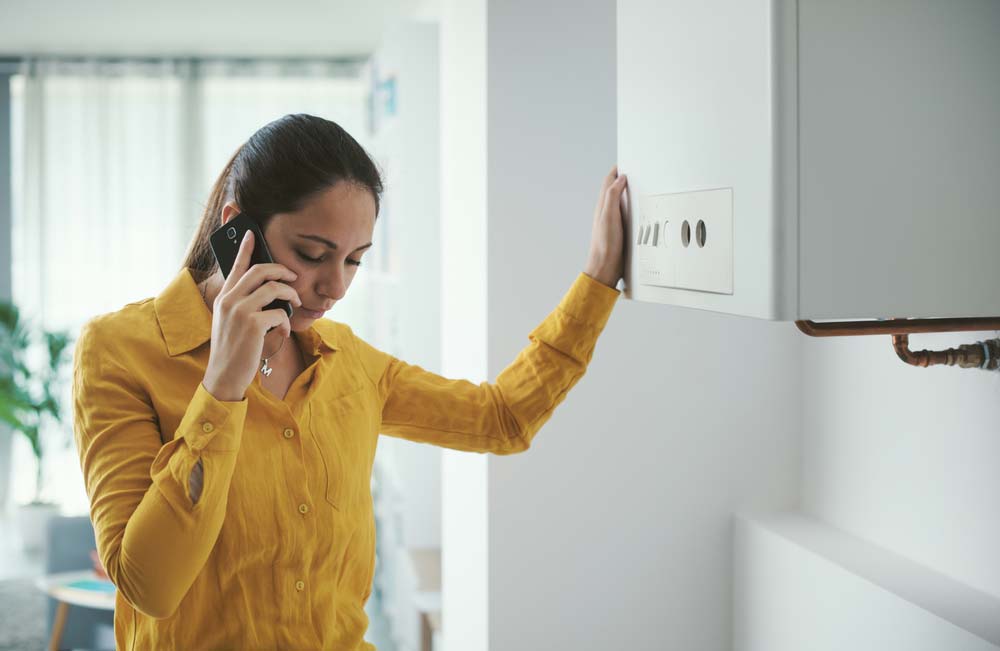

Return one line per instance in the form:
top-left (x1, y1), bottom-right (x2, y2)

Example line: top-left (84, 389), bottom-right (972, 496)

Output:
top-left (259, 335), bottom-right (285, 377)
top-left (200, 278), bottom-right (285, 377)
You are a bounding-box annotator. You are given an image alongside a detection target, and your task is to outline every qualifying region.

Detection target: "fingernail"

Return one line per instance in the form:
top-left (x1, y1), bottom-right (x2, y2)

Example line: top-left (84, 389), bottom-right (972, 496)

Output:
top-left (243, 231), bottom-right (251, 243)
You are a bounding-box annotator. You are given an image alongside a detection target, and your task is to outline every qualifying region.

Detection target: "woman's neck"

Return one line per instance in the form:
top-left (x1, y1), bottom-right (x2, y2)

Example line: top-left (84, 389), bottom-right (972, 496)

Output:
top-left (198, 271), bottom-right (223, 309)
top-left (198, 271), bottom-right (300, 365)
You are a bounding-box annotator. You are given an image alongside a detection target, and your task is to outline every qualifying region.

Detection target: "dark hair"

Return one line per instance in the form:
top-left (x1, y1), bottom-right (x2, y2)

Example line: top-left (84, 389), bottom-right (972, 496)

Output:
top-left (181, 113), bottom-right (383, 283)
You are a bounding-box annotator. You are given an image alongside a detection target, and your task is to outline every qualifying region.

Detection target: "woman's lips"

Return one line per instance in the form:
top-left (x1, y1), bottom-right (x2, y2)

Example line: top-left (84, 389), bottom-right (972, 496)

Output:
top-left (299, 306), bottom-right (326, 318)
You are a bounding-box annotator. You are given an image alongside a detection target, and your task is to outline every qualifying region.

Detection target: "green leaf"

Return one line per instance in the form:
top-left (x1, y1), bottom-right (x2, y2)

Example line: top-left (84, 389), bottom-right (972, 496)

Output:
top-left (45, 330), bottom-right (72, 371)
top-left (39, 391), bottom-right (62, 423)
top-left (0, 376), bottom-right (36, 418)
top-left (0, 400), bottom-right (29, 431)
top-left (22, 422), bottom-right (41, 459)
top-left (0, 300), bottom-right (20, 334)
top-left (0, 300), bottom-right (75, 492)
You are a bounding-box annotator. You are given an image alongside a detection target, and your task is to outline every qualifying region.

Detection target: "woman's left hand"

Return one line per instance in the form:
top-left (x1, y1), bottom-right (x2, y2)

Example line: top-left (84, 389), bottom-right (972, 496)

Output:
top-left (584, 166), bottom-right (628, 289)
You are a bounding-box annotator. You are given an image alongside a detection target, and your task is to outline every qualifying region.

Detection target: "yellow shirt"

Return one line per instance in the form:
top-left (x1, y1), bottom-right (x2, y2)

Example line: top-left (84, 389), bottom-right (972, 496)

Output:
top-left (72, 266), bottom-right (619, 651)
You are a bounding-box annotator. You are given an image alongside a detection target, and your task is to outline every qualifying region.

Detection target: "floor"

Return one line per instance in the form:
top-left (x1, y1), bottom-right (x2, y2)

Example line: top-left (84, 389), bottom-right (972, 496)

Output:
top-left (0, 514), bottom-right (398, 651)
top-left (0, 576), bottom-right (47, 650)
top-left (0, 578), bottom-right (397, 651)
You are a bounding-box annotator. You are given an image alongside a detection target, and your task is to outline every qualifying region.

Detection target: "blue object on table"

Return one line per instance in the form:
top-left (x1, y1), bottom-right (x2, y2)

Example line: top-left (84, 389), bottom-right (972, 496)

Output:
top-left (45, 516), bottom-right (115, 650)
top-left (64, 579), bottom-right (116, 593)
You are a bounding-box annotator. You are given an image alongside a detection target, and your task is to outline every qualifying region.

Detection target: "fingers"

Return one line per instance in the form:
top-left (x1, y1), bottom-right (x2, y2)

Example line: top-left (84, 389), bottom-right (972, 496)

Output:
top-left (612, 171), bottom-right (627, 192)
top-left (257, 308), bottom-right (292, 339)
top-left (600, 165), bottom-right (618, 196)
top-left (244, 280), bottom-right (301, 312)
top-left (224, 230), bottom-right (255, 292)
top-left (600, 165), bottom-right (626, 197)
top-left (603, 172), bottom-right (628, 206)
top-left (228, 262), bottom-right (298, 305)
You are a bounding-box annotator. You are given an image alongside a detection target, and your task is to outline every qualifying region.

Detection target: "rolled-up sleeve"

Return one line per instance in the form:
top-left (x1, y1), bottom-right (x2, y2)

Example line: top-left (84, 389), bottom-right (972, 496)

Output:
top-left (354, 272), bottom-right (620, 454)
top-left (72, 319), bottom-right (248, 619)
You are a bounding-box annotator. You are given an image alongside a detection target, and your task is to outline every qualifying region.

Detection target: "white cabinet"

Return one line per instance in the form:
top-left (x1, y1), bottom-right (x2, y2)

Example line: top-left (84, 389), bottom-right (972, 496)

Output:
top-left (618, 0), bottom-right (1000, 320)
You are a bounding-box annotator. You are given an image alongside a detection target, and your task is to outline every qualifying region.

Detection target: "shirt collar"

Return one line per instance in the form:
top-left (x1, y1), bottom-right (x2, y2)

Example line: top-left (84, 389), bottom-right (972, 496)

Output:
top-left (153, 267), bottom-right (341, 358)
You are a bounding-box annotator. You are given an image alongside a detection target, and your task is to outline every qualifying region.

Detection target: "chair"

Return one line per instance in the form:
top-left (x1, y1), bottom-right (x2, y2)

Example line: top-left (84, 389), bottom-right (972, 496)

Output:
top-left (45, 515), bottom-right (115, 650)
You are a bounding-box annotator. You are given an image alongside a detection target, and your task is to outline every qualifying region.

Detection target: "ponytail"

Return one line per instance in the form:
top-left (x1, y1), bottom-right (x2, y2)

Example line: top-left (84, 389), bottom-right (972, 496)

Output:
top-left (180, 146), bottom-right (241, 284)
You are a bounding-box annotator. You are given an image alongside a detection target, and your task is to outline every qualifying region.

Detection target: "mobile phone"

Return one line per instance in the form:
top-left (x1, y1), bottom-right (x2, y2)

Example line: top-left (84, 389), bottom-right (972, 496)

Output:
top-left (208, 212), bottom-right (294, 321)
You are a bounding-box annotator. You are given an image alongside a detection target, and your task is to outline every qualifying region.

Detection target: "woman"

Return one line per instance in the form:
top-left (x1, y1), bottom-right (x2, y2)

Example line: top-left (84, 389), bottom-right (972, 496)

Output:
top-left (72, 113), bottom-right (626, 650)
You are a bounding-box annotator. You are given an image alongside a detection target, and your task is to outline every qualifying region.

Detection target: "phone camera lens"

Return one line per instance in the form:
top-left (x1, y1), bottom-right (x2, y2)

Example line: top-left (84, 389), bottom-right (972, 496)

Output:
top-left (227, 226), bottom-right (237, 240)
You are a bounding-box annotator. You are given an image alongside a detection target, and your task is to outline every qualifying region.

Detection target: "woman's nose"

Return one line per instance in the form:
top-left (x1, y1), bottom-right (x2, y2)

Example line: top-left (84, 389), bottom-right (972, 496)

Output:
top-left (318, 273), bottom-right (346, 302)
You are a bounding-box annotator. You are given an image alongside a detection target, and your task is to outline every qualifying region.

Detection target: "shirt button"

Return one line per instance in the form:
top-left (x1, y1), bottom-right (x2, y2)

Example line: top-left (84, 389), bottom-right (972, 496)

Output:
top-left (283, 428), bottom-right (295, 439)
top-left (298, 503), bottom-right (309, 515)
top-left (202, 422), bottom-right (214, 433)
top-left (295, 580), bottom-right (305, 591)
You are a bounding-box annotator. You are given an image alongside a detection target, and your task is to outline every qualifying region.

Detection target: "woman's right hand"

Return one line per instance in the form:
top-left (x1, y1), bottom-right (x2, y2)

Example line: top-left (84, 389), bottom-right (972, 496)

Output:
top-left (202, 230), bottom-right (303, 402)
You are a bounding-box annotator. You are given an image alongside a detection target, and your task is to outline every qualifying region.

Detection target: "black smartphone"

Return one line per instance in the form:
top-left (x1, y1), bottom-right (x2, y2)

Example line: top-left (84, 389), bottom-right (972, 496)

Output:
top-left (208, 212), bottom-right (294, 321)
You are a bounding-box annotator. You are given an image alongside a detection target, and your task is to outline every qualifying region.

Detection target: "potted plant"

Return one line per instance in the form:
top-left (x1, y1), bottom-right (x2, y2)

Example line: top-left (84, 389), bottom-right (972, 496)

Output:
top-left (0, 299), bottom-right (73, 552)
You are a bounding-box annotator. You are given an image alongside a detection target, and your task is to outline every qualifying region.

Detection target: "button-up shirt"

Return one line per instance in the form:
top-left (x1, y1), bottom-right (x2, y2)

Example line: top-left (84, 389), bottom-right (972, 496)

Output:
top-left (72, 266), bottom-right (619, 650)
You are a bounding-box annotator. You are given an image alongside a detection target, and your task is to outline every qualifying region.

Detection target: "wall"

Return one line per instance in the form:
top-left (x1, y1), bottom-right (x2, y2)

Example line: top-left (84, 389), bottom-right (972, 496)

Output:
top-left (439, 1), bottom-right (802, 650)
top-left (370, 19), bottom-right (443, 551)
top-left (802, 331), bottom-right (1000, 597)
top-left (735, 332), bottom-right (1000, 650)
top-left (0, 0), bottom-right (423, 58)
top-left (0, 70), bottom-right (12, 515)
top-left (734, 512), bottom-right (1000, 651)
top-left (439, 0), bottom-right (489, 649)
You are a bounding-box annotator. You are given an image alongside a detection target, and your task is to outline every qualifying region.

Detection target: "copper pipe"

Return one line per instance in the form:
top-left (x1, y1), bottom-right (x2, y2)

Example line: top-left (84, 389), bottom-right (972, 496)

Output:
top-left (892, 334), bottom-right (1000, 370)
top-left (795, 317), bottom-right (1000, 337)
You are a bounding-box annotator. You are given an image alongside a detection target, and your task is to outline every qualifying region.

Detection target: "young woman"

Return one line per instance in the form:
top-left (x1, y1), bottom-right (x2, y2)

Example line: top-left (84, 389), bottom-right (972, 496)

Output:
top-left (72, 113), bottom-right (626, 650)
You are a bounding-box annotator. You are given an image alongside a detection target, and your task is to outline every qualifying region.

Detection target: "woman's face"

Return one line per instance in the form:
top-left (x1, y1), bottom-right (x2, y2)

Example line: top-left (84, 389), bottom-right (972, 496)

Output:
top-left (222, 180), bottom-right (377, 329)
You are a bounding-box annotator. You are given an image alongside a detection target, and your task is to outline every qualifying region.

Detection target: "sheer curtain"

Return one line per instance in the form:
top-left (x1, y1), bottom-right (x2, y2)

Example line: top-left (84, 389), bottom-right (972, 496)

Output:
top-left (9, 57), bottom-right (373, 514)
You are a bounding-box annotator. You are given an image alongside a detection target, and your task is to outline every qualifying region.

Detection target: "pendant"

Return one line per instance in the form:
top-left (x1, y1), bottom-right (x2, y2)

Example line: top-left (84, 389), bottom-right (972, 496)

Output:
top-left (261, 358), bottom-right (274, 377)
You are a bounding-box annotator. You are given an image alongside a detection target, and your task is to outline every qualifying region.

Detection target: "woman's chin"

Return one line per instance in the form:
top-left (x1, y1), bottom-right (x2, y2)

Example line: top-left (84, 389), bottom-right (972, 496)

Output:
top-left (291, 313), bottom-right (319, 329)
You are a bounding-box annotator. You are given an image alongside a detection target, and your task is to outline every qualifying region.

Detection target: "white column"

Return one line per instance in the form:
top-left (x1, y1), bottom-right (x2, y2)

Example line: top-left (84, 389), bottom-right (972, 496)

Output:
top-left (440, 1), bottom-right (489, 651)
top-left (0, 67), bottom-right (14, 517)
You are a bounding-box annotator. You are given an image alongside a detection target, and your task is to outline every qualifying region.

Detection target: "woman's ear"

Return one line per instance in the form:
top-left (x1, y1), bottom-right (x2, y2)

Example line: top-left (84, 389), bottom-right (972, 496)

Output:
top-left (220, 200), bottom-right (242, 226)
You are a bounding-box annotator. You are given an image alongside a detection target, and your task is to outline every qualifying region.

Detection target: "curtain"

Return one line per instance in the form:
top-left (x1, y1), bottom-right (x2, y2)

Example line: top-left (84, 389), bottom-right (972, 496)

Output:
top-left (9, 57), bottom-right (373, 514)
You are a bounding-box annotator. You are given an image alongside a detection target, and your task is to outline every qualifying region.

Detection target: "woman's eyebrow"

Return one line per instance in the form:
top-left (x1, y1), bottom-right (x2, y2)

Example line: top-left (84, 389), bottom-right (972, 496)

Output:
top-left (297, 233), bottom-right (374, 252)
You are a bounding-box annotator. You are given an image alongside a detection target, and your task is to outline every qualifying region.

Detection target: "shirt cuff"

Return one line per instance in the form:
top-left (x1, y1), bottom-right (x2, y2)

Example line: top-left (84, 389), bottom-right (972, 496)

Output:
top-left (181, 382), bottom-right (249, 454)
top-left (561, 272), bottom-right (621, 332)
top-left (525, 272), bottom-right (620, 365)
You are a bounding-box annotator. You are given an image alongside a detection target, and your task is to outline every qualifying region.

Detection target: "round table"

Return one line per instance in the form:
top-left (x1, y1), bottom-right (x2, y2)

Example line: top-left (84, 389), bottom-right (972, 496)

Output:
top-left (34, 570), bottom-right (115, 651)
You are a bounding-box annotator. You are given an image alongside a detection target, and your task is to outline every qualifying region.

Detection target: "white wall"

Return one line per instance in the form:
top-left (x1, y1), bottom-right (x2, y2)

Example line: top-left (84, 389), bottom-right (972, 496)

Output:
top-left (0, 72), bottom-right (12, 516)
top-left (370, 20), bottom-right (443, 551)
top-left (734, 321), bottom-right (1000, 651)
top-left (0, 0), bottom-right (423, 58)
top-left (439, 0), bottom-right (489, 650)
top-left (438, 1), bottom-right (802, 649)
top-left (734, 512), bottom-right (1000, 651)
top-left (802, 331), bottom-right (1000, 597)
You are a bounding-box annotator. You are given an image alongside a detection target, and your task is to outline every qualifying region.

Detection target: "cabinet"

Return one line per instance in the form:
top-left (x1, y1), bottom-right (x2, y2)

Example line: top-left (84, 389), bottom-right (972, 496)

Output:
top-left (618, 0), bottom-right (1000, 320)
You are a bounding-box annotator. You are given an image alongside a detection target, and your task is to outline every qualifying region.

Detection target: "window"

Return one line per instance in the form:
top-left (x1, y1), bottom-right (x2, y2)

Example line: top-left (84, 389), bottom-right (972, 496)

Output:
top-left (8, 58), bottom-right (376, 513)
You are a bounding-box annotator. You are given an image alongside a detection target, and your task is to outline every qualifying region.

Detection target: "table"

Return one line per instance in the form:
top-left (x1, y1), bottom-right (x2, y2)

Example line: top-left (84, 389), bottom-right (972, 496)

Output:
top-left (34, 569), bottom-right (115, 651)
top-left (408, 548), bottom-right (441, 651)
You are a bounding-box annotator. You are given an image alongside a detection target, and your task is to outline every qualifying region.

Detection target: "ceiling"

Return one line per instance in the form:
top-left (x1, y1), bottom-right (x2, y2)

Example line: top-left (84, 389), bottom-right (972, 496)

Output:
top-left (0, 0), bottom-right (437, 59)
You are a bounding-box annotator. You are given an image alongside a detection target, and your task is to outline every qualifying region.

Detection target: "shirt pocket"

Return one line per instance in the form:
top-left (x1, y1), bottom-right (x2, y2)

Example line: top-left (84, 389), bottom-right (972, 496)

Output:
top-left (309, 385), bottom-right (376, 512)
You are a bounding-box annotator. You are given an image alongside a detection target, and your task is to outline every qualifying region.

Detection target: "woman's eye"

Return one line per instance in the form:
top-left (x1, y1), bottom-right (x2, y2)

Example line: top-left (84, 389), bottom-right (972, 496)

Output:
top-left (297, 251), bottom-right (362, 267)
top-left (297, 251), bottom-right (323, 263)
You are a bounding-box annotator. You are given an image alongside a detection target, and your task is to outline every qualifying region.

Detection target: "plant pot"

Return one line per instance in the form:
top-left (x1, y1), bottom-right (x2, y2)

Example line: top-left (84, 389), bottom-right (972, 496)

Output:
top-left (16, 501), bottom-right (61, 553)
